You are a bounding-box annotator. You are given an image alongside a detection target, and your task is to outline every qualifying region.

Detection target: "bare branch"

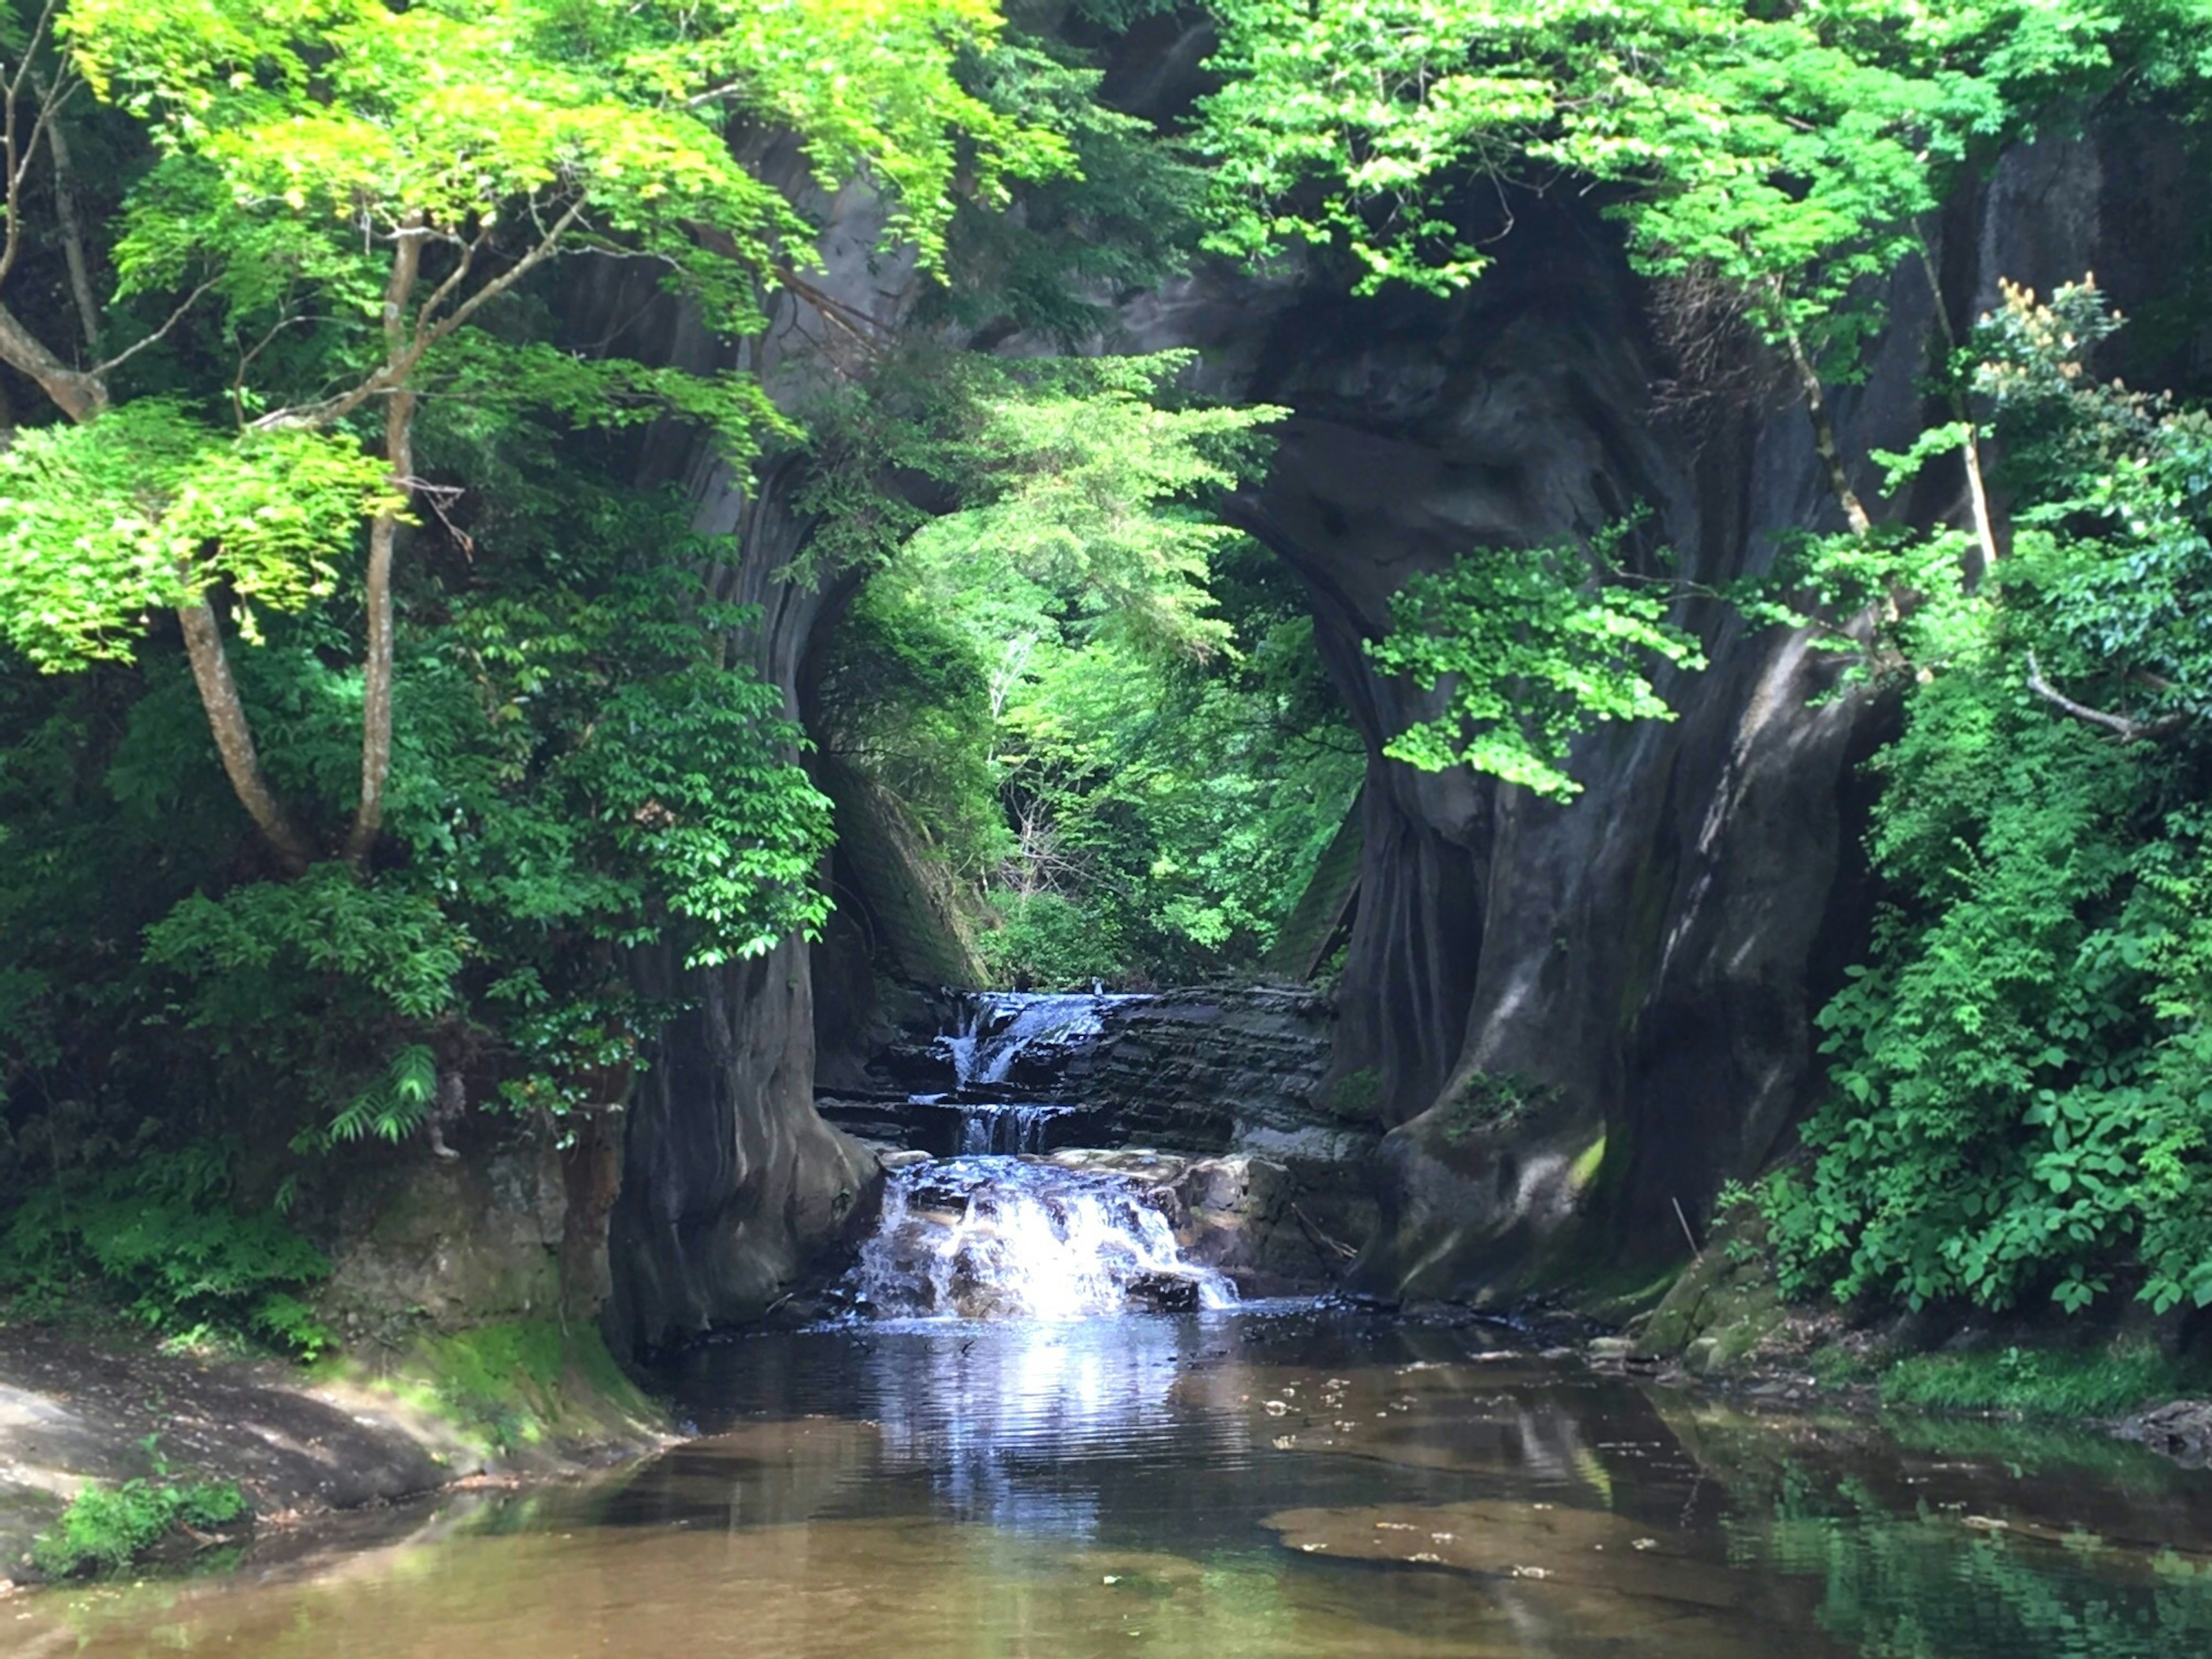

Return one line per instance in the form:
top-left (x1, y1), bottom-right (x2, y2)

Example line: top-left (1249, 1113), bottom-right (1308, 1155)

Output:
top-left (1912, 228), bottom-right (2002, 578)
top-left (2025, 650), bottom-right (2190, 744)
top-left (90, 279), bottom-right (217, 377)
top-left (682, 80), bottom-right (747, 110)
top-left (433, 194), bottom-right (588, 339)
top-left (1779, 309), bottom-right (1874, 537)
top-left (0, 298), bottom-right (106, 418)
top-left (411, 221), bottom-right (494, 344)
top-left (4, 2), bottom-right (62, 109)
top-left (253, 196), bottom-right (588, 433)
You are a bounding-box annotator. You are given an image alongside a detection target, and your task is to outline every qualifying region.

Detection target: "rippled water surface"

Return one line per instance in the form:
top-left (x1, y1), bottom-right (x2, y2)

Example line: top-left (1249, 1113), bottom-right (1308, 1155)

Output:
top-left (18, 1308), bottom-right (2212, 1657)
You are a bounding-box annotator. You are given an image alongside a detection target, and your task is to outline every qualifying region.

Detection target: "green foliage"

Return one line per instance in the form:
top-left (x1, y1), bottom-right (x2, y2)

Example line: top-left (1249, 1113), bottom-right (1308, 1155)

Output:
top-left (978, 891), bottom-right (1125, 990)
top-left (1369, 525), bottom-right (1706, 800)
top-left (1879, 1342), bottom-right (2207, 1418)
top-left (31, 1475), bottom-right (247, 1578)
top-left (1198, 0), bottom-right (2205, 378)
top-left (0, 405), bottom-right (396, 669)
top-left (1766, 283), bottom-right (2212, 1319)
top-left (146, 867), bottom-right (466, 1028)
top-left (813, 365), bottom-right (1358, 986)
top-left (0, 1146), bottom-right (331, 1354)
top-left (1435, 1070), bottom-right (1550, 1143)
top-left (323, 1043), bottom-right (439, 1147)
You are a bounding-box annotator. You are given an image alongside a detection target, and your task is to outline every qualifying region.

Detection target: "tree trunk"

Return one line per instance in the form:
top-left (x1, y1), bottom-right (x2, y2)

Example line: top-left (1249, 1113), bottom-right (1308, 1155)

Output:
top-left (1783, 326), bottom-right (1873, 537)
top-left (37, 81), bottom-right (101, 351)
top-left (0, 301), bottom-right (320, 868)
top-left (0, 302), bottom-right (105, 421)
top-left (179, 597), bottom-right (316, 874)
top-left (343, 222), bottom-right (425, 870)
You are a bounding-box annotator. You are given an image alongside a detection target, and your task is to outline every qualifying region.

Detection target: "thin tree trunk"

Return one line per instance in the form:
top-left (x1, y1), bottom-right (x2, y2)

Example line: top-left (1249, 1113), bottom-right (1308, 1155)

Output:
top-left (36, 78), bottom-right (101, 351)
top-left (179, 596), bottom-right (315, 874)
top-left (1783, 324), bottom-right (1873, 537)
top-left (1, 302), bottom-right (318, 866)
top-left (1912, 233), bottom-right (2002, 577)
top-left (344, 220), bottom-right (425, 870)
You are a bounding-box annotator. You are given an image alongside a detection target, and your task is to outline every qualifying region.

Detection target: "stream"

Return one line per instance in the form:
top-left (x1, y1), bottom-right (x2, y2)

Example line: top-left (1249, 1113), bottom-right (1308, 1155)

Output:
top-left (17, 1310), bottom-right (2212, 1657)
top-left (16, 995), bottom-right (2212, 1655)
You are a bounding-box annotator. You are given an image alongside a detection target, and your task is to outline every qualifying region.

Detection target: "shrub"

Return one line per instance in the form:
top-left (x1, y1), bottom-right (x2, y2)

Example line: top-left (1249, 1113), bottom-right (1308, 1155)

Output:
top-left (32, 1478), bottom-right (247, 1578)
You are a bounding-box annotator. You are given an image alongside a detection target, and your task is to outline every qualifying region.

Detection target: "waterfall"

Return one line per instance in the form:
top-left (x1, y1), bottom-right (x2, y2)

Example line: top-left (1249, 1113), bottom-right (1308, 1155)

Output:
top-left (936, 990), bottom-right (1132, 1089)
top-left (957, 1104), bottom-right (1071, 1155)
top-left (850, 1158), bottom-right (1238, 1320)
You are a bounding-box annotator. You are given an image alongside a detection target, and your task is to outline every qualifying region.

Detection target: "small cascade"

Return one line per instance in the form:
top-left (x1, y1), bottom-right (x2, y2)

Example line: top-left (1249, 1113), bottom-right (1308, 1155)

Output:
top-left (937, 991), bottom-right (1131, 1089)
top-left (850, 1157), bottom-right (1238, 1320)
top-left (957, 1103), bottom-right (1073, 1155)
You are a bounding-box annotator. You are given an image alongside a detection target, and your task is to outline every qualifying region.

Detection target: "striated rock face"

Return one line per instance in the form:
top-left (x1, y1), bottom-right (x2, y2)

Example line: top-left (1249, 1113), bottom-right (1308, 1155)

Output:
top-left (607, 942), bottom-right (881, 1356)
top-left (585, 151), bottom-right (908, 1354)
top-left (1103, 126), bottom-right (2210, 1305)
top-left (1067, 987), bottom-right (1354, 1156)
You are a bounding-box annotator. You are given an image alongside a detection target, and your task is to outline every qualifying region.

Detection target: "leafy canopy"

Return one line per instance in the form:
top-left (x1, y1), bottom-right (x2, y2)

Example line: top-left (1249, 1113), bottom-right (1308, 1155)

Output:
top-left (1199, 1), bottom-right (2200, 371)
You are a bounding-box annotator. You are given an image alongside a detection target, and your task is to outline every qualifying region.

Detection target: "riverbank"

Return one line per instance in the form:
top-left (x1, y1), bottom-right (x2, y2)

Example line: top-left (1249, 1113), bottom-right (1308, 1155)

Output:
top-left (1566, 1209), bottom-right (2212, 1469)
top-left (0, 1319), bottom-right (670, 1585)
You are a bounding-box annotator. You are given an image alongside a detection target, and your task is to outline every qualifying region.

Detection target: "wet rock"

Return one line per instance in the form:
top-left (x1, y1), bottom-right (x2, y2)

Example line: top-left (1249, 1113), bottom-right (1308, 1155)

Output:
top-left (1262, 1499), bottom-right (1744, 1609)
top-left (2113, 1400), bottom-right (2212, 1469)
top-left (1125, 1273), bottom-right (1203, 1312)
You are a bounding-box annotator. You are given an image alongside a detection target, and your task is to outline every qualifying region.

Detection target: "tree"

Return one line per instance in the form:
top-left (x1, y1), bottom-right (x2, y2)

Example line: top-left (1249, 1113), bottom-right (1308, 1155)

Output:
top-left (0, 0), bottom-right (1067, 870)
top-left (1196, 1), bottom-right (2191, 535)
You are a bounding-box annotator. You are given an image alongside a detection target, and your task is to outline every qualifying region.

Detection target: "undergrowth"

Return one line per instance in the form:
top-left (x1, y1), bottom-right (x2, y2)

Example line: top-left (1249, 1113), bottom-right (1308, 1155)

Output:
top-left (31, 1477), bottom-right (247, 1578)
top-left (1878, 1342), bottom-right (2209, 1419)
top-left (0, 1145), bottom-right (332, 1356)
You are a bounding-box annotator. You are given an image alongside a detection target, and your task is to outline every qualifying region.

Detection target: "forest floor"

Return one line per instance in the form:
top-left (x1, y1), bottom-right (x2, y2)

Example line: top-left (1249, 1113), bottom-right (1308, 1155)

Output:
top-left (0, 1320), bottom-right (668, 1586)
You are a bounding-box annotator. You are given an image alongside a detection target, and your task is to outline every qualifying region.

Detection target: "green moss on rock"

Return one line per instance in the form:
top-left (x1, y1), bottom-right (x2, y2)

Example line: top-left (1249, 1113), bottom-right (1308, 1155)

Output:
top-left (320, 1319), bottom-right (662, 1463)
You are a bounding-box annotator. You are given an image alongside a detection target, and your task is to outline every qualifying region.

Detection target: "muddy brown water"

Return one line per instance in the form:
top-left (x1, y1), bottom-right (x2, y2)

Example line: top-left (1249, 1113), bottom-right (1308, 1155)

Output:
top-left (14, 1305), bottom-right (2212, 1657)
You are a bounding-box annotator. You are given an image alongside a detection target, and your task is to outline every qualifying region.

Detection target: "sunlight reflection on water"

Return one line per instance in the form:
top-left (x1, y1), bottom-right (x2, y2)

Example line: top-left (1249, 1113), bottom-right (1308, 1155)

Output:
top-left (18, 1309), bottom-right (2212, 1659)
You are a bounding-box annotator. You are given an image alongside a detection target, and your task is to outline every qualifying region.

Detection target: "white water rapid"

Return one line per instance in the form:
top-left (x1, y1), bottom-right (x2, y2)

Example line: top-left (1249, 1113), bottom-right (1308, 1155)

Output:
top-left (850, 1158), bottom-right (1238, 1320)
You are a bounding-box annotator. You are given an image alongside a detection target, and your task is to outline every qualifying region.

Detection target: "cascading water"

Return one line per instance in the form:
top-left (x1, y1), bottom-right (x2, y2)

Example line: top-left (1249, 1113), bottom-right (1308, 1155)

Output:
top-left (956, 1104), bottom-right (1068, 1155)
top-left (840, 990), bottom-right (1237, 1320)
top-left (850, 1157), bottom-right (1238, 1320)
top-left (937, 990), bottom-right (1134, 1089)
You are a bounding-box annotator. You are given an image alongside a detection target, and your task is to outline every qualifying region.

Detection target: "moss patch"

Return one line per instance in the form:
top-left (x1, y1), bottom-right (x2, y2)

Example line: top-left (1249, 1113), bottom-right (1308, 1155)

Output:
top-left (319, 1318), bottom-right (662, 1462)
top-left (1435, 1070), bottom-right (1555, 1143)
top-left (1635, 1205), bottom-right (1788, 1370)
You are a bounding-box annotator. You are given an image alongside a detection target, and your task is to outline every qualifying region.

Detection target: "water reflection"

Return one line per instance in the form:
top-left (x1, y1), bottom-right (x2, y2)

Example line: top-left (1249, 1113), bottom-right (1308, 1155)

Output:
top-left (14, 1310), bottom-right (2212, 1658)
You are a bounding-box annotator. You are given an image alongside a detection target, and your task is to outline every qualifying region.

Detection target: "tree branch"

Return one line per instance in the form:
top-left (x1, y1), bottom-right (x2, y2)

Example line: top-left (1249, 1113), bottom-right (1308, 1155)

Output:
top-left (2025, 650), bottom-right (2190, 744)
top-left (1914, 228), bottom-right (2002, 578)
top-left (90, 280), bottom-right (217, 377)
top-left (253, 196), bottom-right (587, 433)
top-left (0, 299), bottom-right (107, 418)
top-left (1781, 316), bottom-right (1873, 537)
top-left (33, 73), bottom-right (100, 350)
